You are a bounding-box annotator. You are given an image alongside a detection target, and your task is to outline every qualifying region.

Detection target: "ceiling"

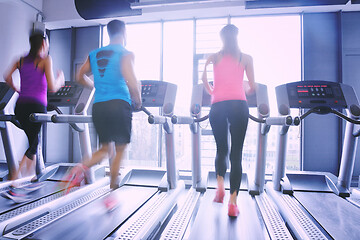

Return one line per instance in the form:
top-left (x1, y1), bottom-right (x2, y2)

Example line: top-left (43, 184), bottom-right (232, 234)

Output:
top-left (42, 0), bottom-right (360, 29)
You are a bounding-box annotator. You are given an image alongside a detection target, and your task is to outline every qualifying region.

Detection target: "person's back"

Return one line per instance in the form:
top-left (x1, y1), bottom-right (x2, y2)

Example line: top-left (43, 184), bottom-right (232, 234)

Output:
top-left (18, 56), bottom-right (47, 106)
top-left (89, 44), bottom-right (131, 104)
top-left (212, 54), bottom-right (246, 104)
top-left (72, 20), bottom-right (142, 211)
top-left (201, 24), bottom-right (256, 218)
top-left (2, 31), bottom-right (64, 202)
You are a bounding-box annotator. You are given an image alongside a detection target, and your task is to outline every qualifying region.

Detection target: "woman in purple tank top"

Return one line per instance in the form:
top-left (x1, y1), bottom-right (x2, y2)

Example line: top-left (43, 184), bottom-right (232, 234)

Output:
top-left (202, 24), bottom-right (256, 217)
top-left (3, 31), bottom-right (64, 187)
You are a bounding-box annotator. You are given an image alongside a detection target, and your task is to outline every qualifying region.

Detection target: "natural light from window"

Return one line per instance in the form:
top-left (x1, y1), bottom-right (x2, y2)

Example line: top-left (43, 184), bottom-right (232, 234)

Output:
top-left (102, 15), bottom-right (301, 173)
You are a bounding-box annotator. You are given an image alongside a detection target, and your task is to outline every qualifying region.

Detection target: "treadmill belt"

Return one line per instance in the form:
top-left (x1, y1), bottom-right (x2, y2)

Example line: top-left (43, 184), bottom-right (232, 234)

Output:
top-left (294, 191), bottom-right (360, 240)
top-left (0, 181), bottom-right (60, 213)
top-left (25, 186), bottom-right (157, 240)
top-left (188, 190), bottom-right (267, 240)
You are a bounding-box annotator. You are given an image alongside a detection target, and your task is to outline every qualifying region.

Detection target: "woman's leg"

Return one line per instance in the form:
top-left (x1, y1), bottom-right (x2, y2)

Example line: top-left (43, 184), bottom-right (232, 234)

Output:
top-left (209, 102), bottom-right (229, 192)
top-left (14, 103), bottom-right (45, 179)
top-left (228, 101), bottom-right (249, 205)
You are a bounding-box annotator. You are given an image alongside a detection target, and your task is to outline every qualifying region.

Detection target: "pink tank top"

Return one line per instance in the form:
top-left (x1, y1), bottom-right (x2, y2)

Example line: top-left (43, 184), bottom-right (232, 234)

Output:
top-left (212, 54), bottom-right (247, 104)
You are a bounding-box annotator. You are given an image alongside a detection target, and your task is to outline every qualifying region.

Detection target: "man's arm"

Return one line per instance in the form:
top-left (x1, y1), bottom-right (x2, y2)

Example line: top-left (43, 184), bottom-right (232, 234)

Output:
top-left (76, 57), bottom-right (94, 89)
top-left (122, 52), bottom-right (142, 109)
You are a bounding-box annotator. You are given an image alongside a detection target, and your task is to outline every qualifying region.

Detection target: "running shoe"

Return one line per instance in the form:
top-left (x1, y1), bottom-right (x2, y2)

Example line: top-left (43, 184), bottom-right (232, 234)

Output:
top-left (62, 164), bottom-right (88, 194)
top-left (0, 186), bottom-right (29, 203)
top-left (213, 188), bottom-right (225, 203)
top-left (228, 203), bottom-right (240, 217)
top-left (103, 193), bottom-right (119, 212)
top-left (22, 181), bottom-right (45, 192)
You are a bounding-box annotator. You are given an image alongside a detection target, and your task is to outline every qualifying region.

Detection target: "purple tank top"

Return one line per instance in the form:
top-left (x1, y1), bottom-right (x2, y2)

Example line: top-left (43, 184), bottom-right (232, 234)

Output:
top-left (18, 57), bottom-right (47, 106)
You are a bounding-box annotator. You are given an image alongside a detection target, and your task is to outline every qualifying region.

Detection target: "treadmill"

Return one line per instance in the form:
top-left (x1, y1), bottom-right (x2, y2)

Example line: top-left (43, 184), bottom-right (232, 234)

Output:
top-left (267, 80), bottom-right (360, 240)
top-left (3, 80), bottom-right (185, 240)
top-left (161, 82), bottom-right (294, 239)
top-left (0, 81), bottom-right (111, 237)
top-left (0, 82), bottom-right (29, 181)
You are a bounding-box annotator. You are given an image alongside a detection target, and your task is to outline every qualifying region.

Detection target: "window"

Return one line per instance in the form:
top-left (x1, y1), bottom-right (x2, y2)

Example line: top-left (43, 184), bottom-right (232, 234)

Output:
top-left (101, 15), bottom-right (302, 172)
top-left (162, 21), bottom-right (194, 170)
top-left (232, 15), bottom-right (302, 172)
top-left (196, 16), bottom-right (301, 173)
top-left (103, 23), bottom-right (162, 167)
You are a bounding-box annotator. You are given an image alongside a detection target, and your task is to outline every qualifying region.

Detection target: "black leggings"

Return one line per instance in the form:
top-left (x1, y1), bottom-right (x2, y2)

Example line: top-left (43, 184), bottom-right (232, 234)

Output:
top-left (15, 102), bottom-right (46, 159)
top-left (209, 100), bottom-right (249, 194)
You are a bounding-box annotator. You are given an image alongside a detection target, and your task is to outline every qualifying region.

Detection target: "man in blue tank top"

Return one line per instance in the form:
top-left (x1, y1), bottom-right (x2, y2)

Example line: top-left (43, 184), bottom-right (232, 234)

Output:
top-left (68, 20), bottom-right (141, 210)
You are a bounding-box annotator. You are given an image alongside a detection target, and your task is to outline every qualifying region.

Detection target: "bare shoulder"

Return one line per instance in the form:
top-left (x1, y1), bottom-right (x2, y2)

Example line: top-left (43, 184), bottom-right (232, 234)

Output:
top-left (241, 53), bottom-right (253, 64)
top-left (43, 55), bottom-right (52, 65)
top-left (207, 52), bottom-right (221, 64)
top-left (124, 51), bottom-right (135, 61)
top-left (243, 53), bottom-right (253, 62)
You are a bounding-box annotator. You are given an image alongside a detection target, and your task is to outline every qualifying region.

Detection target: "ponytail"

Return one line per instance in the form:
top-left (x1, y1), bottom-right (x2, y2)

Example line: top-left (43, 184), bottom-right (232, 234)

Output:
top-left (28, 31), bottom-right (47, 59)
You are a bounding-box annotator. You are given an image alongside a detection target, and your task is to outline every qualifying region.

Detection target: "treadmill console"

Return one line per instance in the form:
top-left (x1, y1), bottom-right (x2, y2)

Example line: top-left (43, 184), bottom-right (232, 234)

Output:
top-left (277, 81), bottom-right (347, 109)
top-left (47, 81), bottom-right (94, 114)
top-left (141, 80), bottom-right (177, 114)
top-left (48, 81), bottom-right (83, 107)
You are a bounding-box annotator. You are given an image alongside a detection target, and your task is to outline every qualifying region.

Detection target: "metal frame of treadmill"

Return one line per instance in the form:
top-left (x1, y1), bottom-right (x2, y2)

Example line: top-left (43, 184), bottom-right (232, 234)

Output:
top-left (268, 80), bottom-right (360, 240)
top-left (160, 82), bottom-right (293, 240)
top-left (6, 80), bottom-right (185, 240)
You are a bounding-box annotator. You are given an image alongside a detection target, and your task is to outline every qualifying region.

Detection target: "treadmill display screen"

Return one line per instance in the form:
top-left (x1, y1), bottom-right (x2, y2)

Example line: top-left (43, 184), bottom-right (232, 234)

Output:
top-left (140, 80), bottom-right (177, 108)
top-left (142, 84), bottom-right (158, 97)
top-left (296, 84), bottom-right (333, 98)
top-left (47, 81), bottom-right (84, 107)
top-left (284, 81), bottom-right (347, 108)
top-left (54, 85), bottom-right (77, 97)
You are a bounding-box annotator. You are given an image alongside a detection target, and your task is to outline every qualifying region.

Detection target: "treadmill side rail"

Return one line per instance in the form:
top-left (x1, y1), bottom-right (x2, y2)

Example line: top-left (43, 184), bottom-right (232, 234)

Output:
top-left (266, 182), bottom-right (331, 240)
top-left (113, 181), bottom-right (185, 240)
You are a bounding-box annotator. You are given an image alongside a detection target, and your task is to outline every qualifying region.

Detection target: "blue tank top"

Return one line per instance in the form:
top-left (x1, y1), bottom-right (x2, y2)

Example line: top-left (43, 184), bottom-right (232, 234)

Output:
top-left (89, 44), bottom-right (131, 104)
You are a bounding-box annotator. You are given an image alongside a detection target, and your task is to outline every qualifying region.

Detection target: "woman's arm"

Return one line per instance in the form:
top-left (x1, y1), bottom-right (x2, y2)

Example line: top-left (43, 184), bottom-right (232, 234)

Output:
top-left (44, 55), bottom-right (65, 92)
top-left (3, 60), bottom-right (20, 92)
top-left (76, 57), bottom-right (94, 89)
top-left (201, 54), bottom-right (215, 95)
top-left (244, 54), bottom-right (256, 95)
top-left (122, 52), bottom-right (142, 109)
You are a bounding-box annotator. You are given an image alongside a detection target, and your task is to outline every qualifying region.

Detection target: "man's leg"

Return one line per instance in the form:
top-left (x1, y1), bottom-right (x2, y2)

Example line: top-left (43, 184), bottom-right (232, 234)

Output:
top-left (110, 144), bottom-right (127, 190)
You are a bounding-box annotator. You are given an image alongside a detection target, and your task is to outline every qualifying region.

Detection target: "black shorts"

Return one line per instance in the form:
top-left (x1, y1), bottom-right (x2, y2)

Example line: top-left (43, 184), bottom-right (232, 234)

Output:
top-left (92, 99), bottom-right (132, 145)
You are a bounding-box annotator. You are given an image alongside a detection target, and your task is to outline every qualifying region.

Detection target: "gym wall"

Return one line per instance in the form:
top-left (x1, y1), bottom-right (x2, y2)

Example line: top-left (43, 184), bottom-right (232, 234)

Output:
top-left (0, 2), bottom-right (43, 165)
top-left (302, 11), bottom-right (360, 181)
top-left (341, 11), bottom-right (360, 179)
top-left (47, 26), bottom-right (100, 164)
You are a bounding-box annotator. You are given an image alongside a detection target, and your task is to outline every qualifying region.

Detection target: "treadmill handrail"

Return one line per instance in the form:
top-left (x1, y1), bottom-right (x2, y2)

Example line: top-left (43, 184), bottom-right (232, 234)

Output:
top-left (171, 115), bottom-right (209, 124)
top-left (51, 114), bottom-right (92, 123)
top-left (298, 106), bottom-right (360, 124)
top-left (171, 114), bottom-right (292, 126)
top-left (140, 106), bottom-right (172, 125)
top-left (30, 113), bottom-right (84, 132)
top-left (0, 114), bottom-right (22, 129)
top-left (29, 113), bottom-right (53, 122)
top-left (265, 116), bottom-right (293, 126)
top-left (148, 115), bottom-right (167, 124)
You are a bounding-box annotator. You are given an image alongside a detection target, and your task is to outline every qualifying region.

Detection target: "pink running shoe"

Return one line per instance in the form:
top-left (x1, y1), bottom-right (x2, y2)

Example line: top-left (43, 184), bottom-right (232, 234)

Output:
top-left (103, 194), bottom-right (119, 212)
top-left (228, 203), bottom-right (240, 217)
top-left (213, 188), bottom-right (225, 203)
top-left (62, 164), bottom-right (88, 194)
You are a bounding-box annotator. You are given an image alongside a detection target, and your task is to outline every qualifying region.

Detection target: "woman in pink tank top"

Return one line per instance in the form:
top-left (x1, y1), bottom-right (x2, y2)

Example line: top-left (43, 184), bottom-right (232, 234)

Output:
top-left (202, 24), bottom-right (256, 217)
top-left (3, 31), bottom-right (64, 194)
